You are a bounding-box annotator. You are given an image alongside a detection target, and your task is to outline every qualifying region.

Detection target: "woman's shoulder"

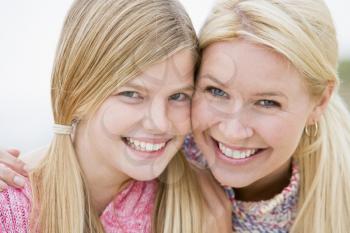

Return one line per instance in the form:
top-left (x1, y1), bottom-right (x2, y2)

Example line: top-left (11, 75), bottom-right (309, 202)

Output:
top-left (0, 180), bottom-right (32, 232)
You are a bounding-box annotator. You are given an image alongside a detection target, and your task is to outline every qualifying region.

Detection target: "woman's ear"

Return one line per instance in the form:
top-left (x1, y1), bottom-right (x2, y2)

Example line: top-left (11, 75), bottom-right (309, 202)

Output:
top-left (307, 81), bottom-right (335, 124)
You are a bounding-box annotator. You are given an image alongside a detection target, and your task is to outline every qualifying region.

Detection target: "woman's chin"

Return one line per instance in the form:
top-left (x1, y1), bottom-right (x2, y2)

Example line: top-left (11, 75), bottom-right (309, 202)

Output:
top-left (210, 167), bottom-right (255, 188)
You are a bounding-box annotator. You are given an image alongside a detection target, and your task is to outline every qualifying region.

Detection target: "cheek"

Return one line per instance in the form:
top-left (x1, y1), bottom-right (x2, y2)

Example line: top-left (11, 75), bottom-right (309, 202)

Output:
top-left (98, 100), bottom-right (143, 136)
top-left (191, 95), bottom-right (217, 132)
top-left (255, 115), bottom-right (305, 153)
top-left (169, 104), bottom-right (191, 135)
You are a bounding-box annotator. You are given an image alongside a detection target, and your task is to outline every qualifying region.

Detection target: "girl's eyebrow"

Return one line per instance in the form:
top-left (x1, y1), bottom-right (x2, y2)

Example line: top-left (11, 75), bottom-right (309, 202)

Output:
top-left (177, 84), bottom-right (195, 93)
top-left (122, 82), bottom-right (147, 92)
top-left (122, 82), bottom-right (194, 93)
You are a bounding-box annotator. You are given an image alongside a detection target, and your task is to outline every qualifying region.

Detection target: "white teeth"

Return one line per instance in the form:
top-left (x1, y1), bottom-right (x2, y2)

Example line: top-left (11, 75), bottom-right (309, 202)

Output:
top-left (218, 142), bottom-right (257, 159)
top-left (125, 138), bottom-right (166, 152)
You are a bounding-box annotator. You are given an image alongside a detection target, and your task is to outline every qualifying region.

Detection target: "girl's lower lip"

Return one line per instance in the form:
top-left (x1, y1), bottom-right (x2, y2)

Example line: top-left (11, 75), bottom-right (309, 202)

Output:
top-left (211, 138), bottom-right (267, 166)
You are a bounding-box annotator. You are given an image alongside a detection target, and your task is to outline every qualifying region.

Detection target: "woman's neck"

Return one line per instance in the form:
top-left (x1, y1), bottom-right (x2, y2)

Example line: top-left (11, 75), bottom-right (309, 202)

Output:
top-left (234, 159), bottom-right (292, 202)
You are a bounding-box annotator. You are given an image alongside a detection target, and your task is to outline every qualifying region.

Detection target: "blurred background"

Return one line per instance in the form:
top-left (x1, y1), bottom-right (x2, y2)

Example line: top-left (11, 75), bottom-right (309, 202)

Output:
top-left (1, 0), bottom-right (349, 152)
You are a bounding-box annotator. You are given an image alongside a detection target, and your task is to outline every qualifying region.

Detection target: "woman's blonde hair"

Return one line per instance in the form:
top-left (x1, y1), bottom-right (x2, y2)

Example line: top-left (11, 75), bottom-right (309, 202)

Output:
top-left (29, 0), bottom-right (203, 232)
top-left (200, 0), bottom-right (350, 232)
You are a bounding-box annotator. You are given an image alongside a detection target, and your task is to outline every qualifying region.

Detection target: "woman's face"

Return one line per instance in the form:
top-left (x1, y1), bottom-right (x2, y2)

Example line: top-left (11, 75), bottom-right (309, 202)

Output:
top-left (192, 40), bottom-right (320, 188)
top-left (77, 49), bottom-right (194, 181)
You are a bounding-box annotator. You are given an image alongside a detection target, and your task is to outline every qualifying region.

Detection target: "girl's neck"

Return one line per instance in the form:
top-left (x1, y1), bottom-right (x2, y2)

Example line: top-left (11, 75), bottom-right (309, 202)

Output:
top-left (234, 159), bottom-right (292, 202)
top-left (83, 166), bottom-right (132, 215)
top-left (74, 140), bottom-right (131, 215)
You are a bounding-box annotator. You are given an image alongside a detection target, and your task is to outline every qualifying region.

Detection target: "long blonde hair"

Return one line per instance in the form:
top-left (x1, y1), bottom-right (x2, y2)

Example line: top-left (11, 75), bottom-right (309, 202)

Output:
top-left (29, 0), bottom-right (203, 232)
top-left (199, 0), bottom-right (350, 232)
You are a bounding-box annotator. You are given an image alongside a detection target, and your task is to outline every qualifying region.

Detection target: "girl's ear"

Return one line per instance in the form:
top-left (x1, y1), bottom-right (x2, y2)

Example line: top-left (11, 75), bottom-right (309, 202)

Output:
top-left (307, 81), bottom-right (335, 124)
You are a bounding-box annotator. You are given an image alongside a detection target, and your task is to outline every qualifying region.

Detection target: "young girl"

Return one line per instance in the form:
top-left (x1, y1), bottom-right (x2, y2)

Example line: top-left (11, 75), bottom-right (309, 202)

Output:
top-left (185, 0), bottom-right (350, 232)
top-left (0, 0), bottom-right (233, 232)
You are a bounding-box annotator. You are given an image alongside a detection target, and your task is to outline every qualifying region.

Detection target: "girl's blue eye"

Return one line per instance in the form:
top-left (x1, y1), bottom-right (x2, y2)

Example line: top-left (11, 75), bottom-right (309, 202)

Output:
top-left (206, 86), bottom-right (228, 98)
top-left (119, 91), bottom-right (141, 99)
top-left (169, 93), bottom-right (190, 101)
top-left (257, 100), bottom-right (281, 108)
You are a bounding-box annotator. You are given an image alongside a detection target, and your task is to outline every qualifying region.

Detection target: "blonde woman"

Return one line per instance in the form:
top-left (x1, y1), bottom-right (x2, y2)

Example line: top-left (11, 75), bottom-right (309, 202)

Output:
top-left (184, 0), bottom-right (350, 232)
top-left (0, 0), bottom-right (233, 232)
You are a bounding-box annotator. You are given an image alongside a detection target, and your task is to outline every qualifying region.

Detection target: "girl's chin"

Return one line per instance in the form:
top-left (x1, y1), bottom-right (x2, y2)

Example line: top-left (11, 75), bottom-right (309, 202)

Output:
top-left (128, 168), bottom-right (163, 181)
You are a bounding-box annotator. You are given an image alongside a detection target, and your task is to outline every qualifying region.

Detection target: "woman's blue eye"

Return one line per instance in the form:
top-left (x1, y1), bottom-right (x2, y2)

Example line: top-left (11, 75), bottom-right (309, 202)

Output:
top-left (206, 86), bottom-right (228, 98)
top-left (169, 93), bottom-right (189, 101)
top-left (257, 100), bottom-right (281, 108)
top-left (119, 91), bottom-right (141, 98)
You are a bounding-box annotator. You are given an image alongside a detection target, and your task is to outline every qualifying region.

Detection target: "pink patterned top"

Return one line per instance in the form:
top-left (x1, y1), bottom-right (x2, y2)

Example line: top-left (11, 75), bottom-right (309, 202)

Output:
top-left (0, 179), bottom-right (157, 233)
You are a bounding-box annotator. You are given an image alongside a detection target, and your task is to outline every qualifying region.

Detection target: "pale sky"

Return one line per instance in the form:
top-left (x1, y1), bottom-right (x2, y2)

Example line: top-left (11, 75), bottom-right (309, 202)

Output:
top-left (0, 0), bottom-right (349, 151)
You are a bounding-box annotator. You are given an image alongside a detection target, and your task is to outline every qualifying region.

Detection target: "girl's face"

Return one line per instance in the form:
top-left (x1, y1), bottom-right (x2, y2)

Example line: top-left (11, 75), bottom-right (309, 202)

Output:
top-left (77, 49), bottom-right (194, 181)
top-left (192, 40), bottom-right (323, 188)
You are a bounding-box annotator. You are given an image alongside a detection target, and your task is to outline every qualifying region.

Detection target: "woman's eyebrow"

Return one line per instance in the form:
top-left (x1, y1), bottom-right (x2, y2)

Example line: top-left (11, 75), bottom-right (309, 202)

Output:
top-left (199, 74), bottom-right (228, 87)
top-left (253, 91), bottom-right (288, 100)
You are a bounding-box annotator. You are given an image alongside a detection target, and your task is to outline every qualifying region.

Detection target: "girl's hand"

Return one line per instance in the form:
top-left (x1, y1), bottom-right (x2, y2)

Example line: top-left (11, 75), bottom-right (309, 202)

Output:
top-left (194, 166), bottom-right (233, 233)
top-left (0, 148), bottom-right (28, 190)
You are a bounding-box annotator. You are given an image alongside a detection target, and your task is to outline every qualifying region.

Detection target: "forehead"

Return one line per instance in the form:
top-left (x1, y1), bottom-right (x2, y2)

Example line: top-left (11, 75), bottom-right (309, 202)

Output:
top-left (199, 40), bottom-right (307, 94)
top-left (131, 49), bottom-right (195, 88)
